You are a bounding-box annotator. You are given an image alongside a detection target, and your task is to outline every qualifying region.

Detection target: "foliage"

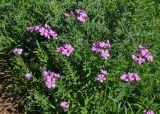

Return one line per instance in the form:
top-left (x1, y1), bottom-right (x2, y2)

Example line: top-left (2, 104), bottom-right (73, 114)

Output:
top-left (0, 0), bottom-right (160, 113)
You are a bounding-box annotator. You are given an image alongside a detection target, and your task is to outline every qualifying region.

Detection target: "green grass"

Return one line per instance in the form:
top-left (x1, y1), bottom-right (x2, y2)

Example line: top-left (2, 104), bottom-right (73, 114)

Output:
top-left (0, 0), bottom-right (160, 113)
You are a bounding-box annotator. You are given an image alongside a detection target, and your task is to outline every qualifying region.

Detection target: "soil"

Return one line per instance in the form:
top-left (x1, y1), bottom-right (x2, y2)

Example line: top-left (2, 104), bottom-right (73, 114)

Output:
top-left (0, 74), bottom-right (18, 114)
top-left (0, 60), bottom-right (24, 114)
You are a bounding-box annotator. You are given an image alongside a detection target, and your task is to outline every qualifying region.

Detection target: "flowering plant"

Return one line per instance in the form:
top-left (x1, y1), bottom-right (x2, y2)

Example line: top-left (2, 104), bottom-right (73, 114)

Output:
top-left (1, 0), bottom-right (160, 114)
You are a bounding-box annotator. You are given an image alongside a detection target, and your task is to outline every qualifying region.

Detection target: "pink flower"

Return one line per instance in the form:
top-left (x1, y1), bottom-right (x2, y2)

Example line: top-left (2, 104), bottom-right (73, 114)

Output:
top-left (140, 48), bottom-right (149, 56)
top-left (39, 27), bottom-right (45, 35)
top-left (60, 101), bottom-right (69, 109)
top-left (13, 48), bottom-right (23, 55)
top-left (44, 24), bottom-right (51, 29)
top-left (64, 44), bottom-right (74, 52)
top-left (43, 71), bottom-right (49, 77)
top-left (131, 54), bottom-right (139, 61)
top-left (120, 74), bottom-right (128, 81)
top-left (75, 9), bottom-right (88, 22)
top-left (145, 53), bottom-right (153, 62)
top-left (91, 42), bottom-right (101, 52)
top-left (100, 50), bottom-right (110, 59)
top-left (144, 110), bottom-right (155, 114)
top-left (77, 15), bottom-right (86, 22)
top-left (61, 49), bottom-right (68, 55)
top-left (92, 40), bottom-right (111, 52)
top-left (96, 74), bottom-right (106, 83)
top-left (99, 42), bottom-right (106, 48)
top-left (25, 73), bottom-right (32, 78)
top-left (92, 40), bottom-right (111, 59)
top-left (54, 73), bottom-right (61, 79)
top-left (132, 53), bottom-right (145, 65)
top-left (42, 70), bottom-right (62, 89)
top-left (120, 72), bottom-right (141, 82)
top-left (99, 40), bottom-right (111, 48)
top-left (75, 9), bottom-right (87, 17)
top-left (45, 78), bottom-right (56, 88)
top-left (137, 57), bottom-right (145, 65)
top-left (100, 69), bottom-right (108, 75)
top-left (133, 73), bottom-right (141, 81)
top-left (127, 73), bottom-right (135, 81)
top-left (27, 24), bottom-right (57, 40)
top-left (27, 25), bottom-right (40, 31)
top-left (56, 44), bottom-right (74, 57)
top-left (96, 70), bottom-right (108, 83)
top-left (132, 45), bottom-right (153, 65)
top-left (104, 40), bottom-right (111, 48)
top-left (48, 30), bottom-right (57, 39)
top-left (80, 12), bottom-right (88, 18)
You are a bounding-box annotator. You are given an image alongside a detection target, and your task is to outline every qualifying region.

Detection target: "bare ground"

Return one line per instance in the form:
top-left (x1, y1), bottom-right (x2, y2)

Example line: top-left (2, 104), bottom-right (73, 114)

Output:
top-left (0, 59), bottom-right (24, 114)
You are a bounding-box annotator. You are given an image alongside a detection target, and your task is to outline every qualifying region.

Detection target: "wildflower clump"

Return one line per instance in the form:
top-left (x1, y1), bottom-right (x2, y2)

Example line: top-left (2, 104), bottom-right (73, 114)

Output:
top-left (42, 70), bottom-right (61, 89)
top-left (64, 9), bottom-right (88, 22)
top-left (60, 101), bottom-right (69, 110)
top-left (96, 69), bottom-right (108, 83)
top-left (13, 48), bottom-right (23, 55)
top-left (75, 9), bottom-right (88, 22)
top-left (56, 44), bottom-right (74, 57)
top-left (132, 45), bottom-right (153, 65)
top-left (27, 24), bottom-right (57, 40)
top-left (92, 40), bottom-right (111, 59)
top-left (120, 72), bottom-right (141, 82)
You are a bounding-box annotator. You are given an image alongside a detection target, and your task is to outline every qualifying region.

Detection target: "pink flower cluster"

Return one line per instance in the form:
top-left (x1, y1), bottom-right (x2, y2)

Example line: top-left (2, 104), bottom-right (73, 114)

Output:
top-left (27, 24), bottom-right (57, 40)
top-left (64, 9), bottom-right (88, 22)
top-left (43, 70), bottom-right (61, 89)
top-left (120, 72), bottom-right (141, 82)
top-left (13, 48), bottom-right (23, 55)
top-left (92, 40), bottom-right (111, 59)
top-left (144, 110), bottom-right (155, 114)
top-left (132, 45), bottom-right (153, 65)
top-left (75, 9), bottom-right (88, 22)
top-left (96, 70), bottom-right (108, 83)
top-left (56, 44), bottom-right (74, 57)
top-left (60, 101), bottom-right (69, 110)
